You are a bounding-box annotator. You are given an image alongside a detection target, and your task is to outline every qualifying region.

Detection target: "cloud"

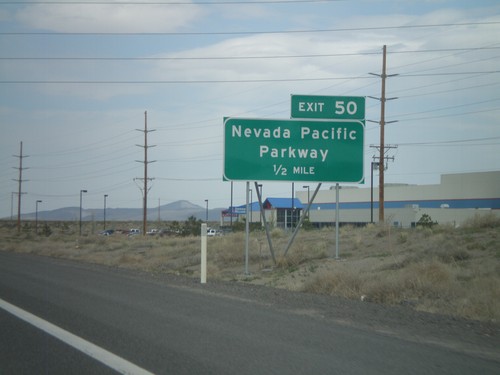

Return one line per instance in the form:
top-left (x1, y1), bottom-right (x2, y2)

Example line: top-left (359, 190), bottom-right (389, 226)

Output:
top-left (16, 1), bottom-right (204, 33)
top-left (150, 33), bottom-right (381, 83)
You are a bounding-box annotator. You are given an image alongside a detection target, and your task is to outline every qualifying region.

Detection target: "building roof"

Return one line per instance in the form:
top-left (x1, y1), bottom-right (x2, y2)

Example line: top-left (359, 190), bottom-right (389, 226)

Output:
top-left (223, 202), bottom-right (261, 214)
top-left (224, 198), bottom-right (304, 213)
top-left (264, 197), bottom-right (303, 209)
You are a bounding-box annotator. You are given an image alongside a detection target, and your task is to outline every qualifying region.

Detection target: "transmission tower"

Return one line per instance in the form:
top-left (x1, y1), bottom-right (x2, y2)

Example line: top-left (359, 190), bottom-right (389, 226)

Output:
top-left (135, 111), bottom-right (156, 235)
top-left (13, 141), bottom-right (29, 233)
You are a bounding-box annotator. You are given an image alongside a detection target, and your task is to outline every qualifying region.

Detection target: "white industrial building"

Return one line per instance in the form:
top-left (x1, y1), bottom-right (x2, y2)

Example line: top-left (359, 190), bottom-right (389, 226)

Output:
top-left (295, 171), bottom-right (500, 228)
top-left (223, 171), bottom-right (499, 228)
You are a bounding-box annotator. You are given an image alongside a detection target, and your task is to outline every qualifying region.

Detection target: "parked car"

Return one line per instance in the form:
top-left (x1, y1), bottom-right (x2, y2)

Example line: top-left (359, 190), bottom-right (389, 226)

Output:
top-left (99, 229), bottom-right (114, 236)
top-left (128, 228), bottom-right (141, 236)
top-left (207, 228), bottom-right (221, 237)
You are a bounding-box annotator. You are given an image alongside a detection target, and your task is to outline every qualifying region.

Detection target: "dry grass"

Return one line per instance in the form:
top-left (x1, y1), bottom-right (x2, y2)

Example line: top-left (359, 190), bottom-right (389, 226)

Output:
top-left (1, 216), bottom-right (499, 322)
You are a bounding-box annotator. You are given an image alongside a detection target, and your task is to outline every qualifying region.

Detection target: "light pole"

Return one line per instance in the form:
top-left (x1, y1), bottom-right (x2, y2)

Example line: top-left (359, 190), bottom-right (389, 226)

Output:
top-left (35, 200), bottom-right (42, 234)
top-left (230, 181), bottom-right (234, 227)
top-left (371, 162), bottom-right (379, 223)
top-left (205, 199), bottom-right (209, 223)
top-left (302, 185), bottom-right (310, 219)
top-left (257, 184), bottom-right (263, 225)
top-left (79, 189), bottom-right (87, 236)
top-left (103, 194), bottom-right (108, 230)
top-left (249, 189), bottom-right (253, 224)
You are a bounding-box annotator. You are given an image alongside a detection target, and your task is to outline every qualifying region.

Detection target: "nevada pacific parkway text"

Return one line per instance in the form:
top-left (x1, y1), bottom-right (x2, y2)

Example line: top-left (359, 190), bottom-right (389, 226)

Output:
top-left (231, 124), bottom-right (358, 163)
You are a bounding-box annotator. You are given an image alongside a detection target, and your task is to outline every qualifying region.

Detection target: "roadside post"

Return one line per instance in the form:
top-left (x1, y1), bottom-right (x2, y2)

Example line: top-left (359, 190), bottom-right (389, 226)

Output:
top-left (201, 223), bottom-right (207, 284)
top-left (245, 181), bottom-right (250, 275)
top-left (335, 183), bottom-right (340, 259)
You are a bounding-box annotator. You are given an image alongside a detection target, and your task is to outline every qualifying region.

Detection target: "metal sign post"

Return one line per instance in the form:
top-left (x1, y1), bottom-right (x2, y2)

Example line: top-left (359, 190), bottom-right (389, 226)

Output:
top-left (201, 223), bottom-right (207, 283)
top-left (245, 181), bottom-right (250, 275)
top-left (335, 183), bottom-right (340, 260)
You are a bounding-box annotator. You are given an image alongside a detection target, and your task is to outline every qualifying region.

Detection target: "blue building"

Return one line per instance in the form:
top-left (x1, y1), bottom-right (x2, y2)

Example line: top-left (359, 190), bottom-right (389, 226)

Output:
top-left (296, 171), bottom-right (500, 228)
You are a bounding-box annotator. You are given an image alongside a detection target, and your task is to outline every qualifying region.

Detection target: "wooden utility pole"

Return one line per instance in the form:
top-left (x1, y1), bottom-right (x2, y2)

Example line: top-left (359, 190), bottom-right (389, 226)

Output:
top-left (13, 141), bottom-right (28, 233)
top-left (369, 45), bottom-right (398, 223)
top-left (379, 45), bottom-right (387, 222)
top-left (135, 111), bottom-right (155, 236)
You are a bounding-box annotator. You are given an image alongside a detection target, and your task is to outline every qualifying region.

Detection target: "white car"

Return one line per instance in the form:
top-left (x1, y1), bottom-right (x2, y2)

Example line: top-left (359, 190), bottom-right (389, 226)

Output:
top-left (128, 228), bottom-right (141, 236)
top-left (207, 228), bottom-right (219, 237)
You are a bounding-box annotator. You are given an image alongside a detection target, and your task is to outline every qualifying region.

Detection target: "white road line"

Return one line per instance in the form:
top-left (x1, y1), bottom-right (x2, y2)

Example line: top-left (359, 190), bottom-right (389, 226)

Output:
top-left (0, 298), bottom-right (154, 375)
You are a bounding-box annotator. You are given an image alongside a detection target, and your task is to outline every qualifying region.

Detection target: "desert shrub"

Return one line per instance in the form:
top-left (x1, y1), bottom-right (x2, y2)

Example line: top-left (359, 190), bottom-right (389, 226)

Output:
top-left (417, 226), bottom-right (434, 237)
top-left (212, 236), bottom-right (244, 266)
top-left (231, 221), bottom-right (246, 232)
top-left (365, 261), bottom-right (454, 305)
top-left (417, 214), bottom-right (437, 228)
top-left (462, 212), bottom-right (500, 229)
top-left (303, 268), bottom-right (364, 299)
top-left (182, 216), bottom-right (203, 236)
top-left (301, 218), bottom-right (314, 230)
top-left (398, 231), bottom-right (408, 244)
top-left (77, 236), bottom-right (95, 245)
top-left (41, 224), bottom-right (52, 237)
top-left (270, 228), bottom-right (285, 239)
top-left (441, 249), bottom-right (471, 263)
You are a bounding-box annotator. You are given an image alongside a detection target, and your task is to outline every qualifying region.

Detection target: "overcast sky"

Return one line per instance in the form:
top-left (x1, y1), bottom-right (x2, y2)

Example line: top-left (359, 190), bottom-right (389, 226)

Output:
top-left (1, 0), bottom-right (499, 218)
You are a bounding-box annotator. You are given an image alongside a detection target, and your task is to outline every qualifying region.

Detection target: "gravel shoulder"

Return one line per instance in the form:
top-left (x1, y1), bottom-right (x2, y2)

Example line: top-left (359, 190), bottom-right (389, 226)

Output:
top-left (120, 262), bottom-right (500, 363)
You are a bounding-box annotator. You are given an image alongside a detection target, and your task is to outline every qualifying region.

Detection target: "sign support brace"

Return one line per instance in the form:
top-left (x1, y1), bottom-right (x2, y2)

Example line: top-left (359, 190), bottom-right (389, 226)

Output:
top-left (283, 183), bottom-right (322, 257)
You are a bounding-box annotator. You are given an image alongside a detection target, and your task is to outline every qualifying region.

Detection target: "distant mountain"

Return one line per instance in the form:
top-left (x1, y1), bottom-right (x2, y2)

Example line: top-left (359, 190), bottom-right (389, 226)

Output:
top-left (166, 200), bottom-right (202, 210)
top-left (14, 200), bottom-right (224, 222)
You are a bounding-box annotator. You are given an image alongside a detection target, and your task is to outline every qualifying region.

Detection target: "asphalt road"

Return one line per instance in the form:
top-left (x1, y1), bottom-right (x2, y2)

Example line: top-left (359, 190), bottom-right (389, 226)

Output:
top-left (0, 251), bottom-right (498, 374)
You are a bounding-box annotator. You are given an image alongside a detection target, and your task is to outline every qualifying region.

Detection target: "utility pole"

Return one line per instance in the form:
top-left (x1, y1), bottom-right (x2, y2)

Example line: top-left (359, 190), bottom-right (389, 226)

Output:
top-left (158, 198), bottom-right (161, 225)
top-left (370, 145), bottom-right (398, 167)
top-left (369, 45), bottom-right (398, 223)
top-left (13, 141), bottom-right (29, 233)
top-left (370, 143), bottom-right (398, 215)
top-left (135, 111), bottom-right (155, 236)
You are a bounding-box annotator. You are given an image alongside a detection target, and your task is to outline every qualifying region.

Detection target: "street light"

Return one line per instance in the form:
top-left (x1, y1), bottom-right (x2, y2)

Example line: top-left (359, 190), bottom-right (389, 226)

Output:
top-left (35, 200), bottom-right (42, 235)
top-left (205, 199), bottom-right (209, 223)
top-left (302, 185), bottom-right (310, 220)
top-left (257, 184), bottom-right (263, 225)
top-left (103, 194), bottom-right (108, 230)
top-left (302, 185), bottom-right (310, 203)
top-left (79, 189), bottom-right (87, 236)
top-left (249, 189), bottom-right (253, 224)
top-left (371, 162), bottom-right (380, 223)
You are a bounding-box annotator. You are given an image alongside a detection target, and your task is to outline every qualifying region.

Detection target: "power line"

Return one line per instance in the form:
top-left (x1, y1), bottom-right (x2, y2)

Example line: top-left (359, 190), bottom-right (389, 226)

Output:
top-left (156, 177), bottom-right (220, 181)
top-left (2, 70), bottom-right (498, 85)
top-left (393, 97), bottom-right (500, 119)
top-left (0, 76), bottom-right (377, 84)
top-left (396, 136), bottom-right (500, 147)
top-left (398, 71), bottom-right (500, 77)
top-left (392, 78), bottom-right (500, 99)
top-left (1, 53), bottom-right (377, 61)
top-left (1, 21), bottom-right (498, 36)
top-left (0, 0), bottom-right (343, 4)
top-left (387, 107), bottom-right (500, 123)
top-left (3, 47), bottom-right (499, 61)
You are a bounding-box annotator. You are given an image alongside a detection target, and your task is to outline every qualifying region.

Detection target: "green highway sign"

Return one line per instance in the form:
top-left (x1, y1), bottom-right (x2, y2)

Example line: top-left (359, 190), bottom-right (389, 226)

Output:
top-left (223, 117), bottom-right (364, 183)
top-left (291, 95), bottom-right (365, 120)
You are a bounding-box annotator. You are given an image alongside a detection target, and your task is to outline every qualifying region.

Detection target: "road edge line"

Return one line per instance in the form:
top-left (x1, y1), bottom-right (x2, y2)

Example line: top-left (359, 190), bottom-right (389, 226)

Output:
top-left (0, 298), bottom-right (154, 375)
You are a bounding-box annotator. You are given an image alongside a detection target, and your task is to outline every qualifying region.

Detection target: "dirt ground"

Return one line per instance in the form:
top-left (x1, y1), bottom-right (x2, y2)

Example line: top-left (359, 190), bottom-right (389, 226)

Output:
top-left (1, 220), bottom-right (500, 362)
